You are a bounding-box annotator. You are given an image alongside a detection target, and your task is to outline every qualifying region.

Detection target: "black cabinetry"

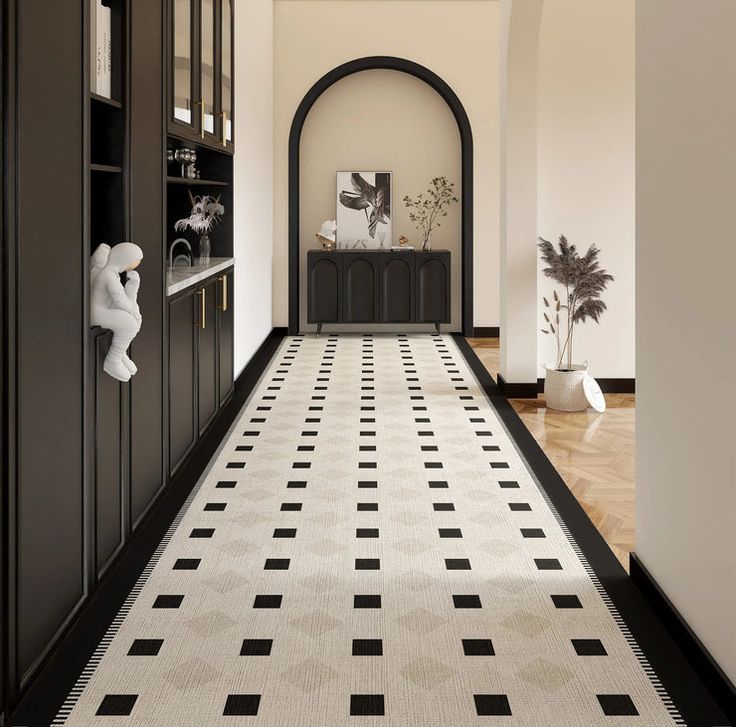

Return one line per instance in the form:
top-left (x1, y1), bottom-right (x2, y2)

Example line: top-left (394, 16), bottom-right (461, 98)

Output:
top-left (307, 251), bottom-right (450, 331)
top-left (168, 0), bottom-right (234, 151)
top-left (14, 0), bottom-right (86, 689)
top-left (168, 268), bottom-right (234, 475)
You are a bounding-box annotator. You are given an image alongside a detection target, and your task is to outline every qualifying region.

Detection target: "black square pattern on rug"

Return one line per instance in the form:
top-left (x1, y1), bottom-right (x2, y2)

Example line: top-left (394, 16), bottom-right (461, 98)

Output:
top-left (127, 639), bottom-right (163, 656)
top-left (190, 528), bottom-right (214, 538)
top-left (96, 694), bottom-right (138, 716)
top-left (354, 594), bottom-right (381, 608)
top-left (152, 594), bottom-right (183, 609)
top-left (572, 638), bottom-right (607, 656)
top-left (552, 594), bottom-right (583, 609)
top-left (204, 502), bottom-right (227, 511)
top-left (350, 694), bottom-right (385, 716)
top-left (463, 639), bottom-right (495, 656)
top-left (241, 639), bottom-right (273, 656)
top-left (357, 502), bottom-right (378, 511)
top-left (253, 594), bottom-right (282, 608)
top-left (453, 594), bottom-right (482, 609)
top-left (509, 502), bottom-right (531, 511)
top-left (352, 639), bottom-right (383, 655)
top-left (281, 502), bottom-right (302, 511)
top-left (264, 558), bottom-right (290, 570)
top-left (535, 558), bottom-right (563, 571)
top-left (355, 558), bottom-right (380, 570)
top-left (446, 558), bottom-right (471, 570)
top-left (439, 528), bottom-right (462, 538)
top-left (223, 694), bottom-right (261, 716)
top-left (597, 694), bottom-right (639, 716)
top-left (521, 528), bottom-right (546, 538)
top-left (433, 502), bottom-right (455, 511)
top-left (474, 694), bottom-right (512, 716)
top-left (173, 558), bottom-right (200, 570)
top-left (356, 528), bottom-right (379, 538)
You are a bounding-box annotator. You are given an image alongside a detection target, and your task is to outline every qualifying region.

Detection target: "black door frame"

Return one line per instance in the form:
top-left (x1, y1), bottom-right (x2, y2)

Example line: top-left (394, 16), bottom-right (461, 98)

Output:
top-left (288, 56), bottom-right (474, 335)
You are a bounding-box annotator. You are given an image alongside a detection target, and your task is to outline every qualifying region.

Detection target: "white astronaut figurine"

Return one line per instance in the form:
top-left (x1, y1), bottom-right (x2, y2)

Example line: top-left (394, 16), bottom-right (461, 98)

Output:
top-left (90, 242), bottom-right (143, 382)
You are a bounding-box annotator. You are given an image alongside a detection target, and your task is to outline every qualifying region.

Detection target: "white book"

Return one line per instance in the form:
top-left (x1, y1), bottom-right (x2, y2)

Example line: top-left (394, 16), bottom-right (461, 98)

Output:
top-left (97, 3), bottom-right (112, 98)
top-left (90, 0), bottom-right (97, 93)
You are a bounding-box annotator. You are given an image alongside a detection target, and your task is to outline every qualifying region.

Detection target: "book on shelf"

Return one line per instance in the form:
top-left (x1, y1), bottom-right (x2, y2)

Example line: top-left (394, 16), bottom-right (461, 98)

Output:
top-left (94, 1), bottom-right (112, 98)
top-left (90, 0), bottom-right (97, 93)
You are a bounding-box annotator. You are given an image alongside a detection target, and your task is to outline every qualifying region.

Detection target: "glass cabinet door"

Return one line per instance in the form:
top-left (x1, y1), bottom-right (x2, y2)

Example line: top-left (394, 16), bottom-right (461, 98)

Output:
top-left (173, 0), bottom-right (195, 128)
top-left (221, 0), bottom-right (233, 145)
top-left (201, 0), bottom-right (216, 138)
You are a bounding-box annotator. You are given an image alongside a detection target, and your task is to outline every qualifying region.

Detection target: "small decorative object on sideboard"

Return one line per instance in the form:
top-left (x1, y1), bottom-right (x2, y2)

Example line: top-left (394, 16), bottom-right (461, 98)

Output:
top-left (316, 220), bottom-right (337, 252)
top-left (403, 176), bottom-right (459, 251)
top-left (391, 236), bottom-right (414, 251)
top-left (539, 235), bottom-right (614, 412)
top-left (175, 191), bottom-right (225, 263)
top-left (90, 242), bottom-right (143, 382)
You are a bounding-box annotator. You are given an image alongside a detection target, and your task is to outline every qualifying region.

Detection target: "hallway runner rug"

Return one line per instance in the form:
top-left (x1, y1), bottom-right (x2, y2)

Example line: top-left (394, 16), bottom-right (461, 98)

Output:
top-left (55, 334), bottom-right (683, 726)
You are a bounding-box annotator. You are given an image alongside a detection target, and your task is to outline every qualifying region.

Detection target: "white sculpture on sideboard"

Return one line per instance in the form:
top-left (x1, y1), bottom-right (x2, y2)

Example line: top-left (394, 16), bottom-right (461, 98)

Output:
top-left (90, 242), bottom-right (143, 382)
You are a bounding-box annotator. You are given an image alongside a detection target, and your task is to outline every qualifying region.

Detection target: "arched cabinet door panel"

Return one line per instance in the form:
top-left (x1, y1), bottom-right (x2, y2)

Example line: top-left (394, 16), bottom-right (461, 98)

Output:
top-left (380, 255), bottom-right (414, 322)
top-left (343, 256), bottom-right (378, 323)
top-left (308, 254), bottom-right (341, 323)
top-left (417, 254), bottom-right (451, 323)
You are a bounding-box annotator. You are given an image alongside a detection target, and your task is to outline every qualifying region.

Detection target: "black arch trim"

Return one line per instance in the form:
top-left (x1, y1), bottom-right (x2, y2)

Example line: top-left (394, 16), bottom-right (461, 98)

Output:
top-left (288, 56), bottom-right (474, 334)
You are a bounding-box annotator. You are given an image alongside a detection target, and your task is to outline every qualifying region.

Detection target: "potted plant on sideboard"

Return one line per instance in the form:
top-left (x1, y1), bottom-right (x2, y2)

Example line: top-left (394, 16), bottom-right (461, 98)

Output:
top-left (538, 235), bottom-right (614, 411)
top-left (402, 176), bottom-right (459, 251)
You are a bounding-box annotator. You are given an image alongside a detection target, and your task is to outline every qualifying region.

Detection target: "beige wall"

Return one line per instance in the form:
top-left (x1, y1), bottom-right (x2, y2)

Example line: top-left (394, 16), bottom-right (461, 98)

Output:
top-left (537, 0), bottom-right (635, 378)
top-left (233, 0), bottom-right (273, 373)
top-left (274, 0), bottom-right (500, 329)
top-left (636, 0), bottom-right (736, 683)
top-left (299, 70), bottom-right (462, 331)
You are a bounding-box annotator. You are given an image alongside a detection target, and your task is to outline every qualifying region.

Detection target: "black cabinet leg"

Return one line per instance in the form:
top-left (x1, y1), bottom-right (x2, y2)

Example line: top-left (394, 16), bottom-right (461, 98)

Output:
top-left (316, 323), bottom-right (322, 336)
top-left (435, 322), bottom-right (441, 334)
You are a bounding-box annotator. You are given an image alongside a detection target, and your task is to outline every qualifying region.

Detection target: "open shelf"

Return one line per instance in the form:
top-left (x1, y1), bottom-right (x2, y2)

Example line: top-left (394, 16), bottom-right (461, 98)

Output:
top-left (91, 92), bottom-right (122, 108)
top-left (91, 163), bottom-right (123, 173)
top-left (167, 177), bottom-right (228, 187)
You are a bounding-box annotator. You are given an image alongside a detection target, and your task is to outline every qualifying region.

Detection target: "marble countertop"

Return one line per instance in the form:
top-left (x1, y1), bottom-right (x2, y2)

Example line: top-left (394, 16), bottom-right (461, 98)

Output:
top-left (166, 257), bottom-right (234, 296)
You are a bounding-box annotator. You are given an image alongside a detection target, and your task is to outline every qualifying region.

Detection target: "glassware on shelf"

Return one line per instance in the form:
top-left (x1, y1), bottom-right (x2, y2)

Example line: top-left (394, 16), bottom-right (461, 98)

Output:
top-left (198, 234), bottom-right (211, 263)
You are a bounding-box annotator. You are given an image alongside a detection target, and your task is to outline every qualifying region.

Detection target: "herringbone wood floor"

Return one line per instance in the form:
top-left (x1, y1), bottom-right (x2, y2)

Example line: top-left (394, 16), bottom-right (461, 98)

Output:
top-left (468, 338), bottom-right (635, 571)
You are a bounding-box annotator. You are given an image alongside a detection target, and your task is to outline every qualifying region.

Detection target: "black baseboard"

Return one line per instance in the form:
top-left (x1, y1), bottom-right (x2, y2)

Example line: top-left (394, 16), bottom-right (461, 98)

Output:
top-left (630, 553), bottom-right (736, 723)
top-left (497, 372), bottom-right (538, 398)
top-left (9, 328), bottom-right (286, 727)
top-left (471, 326), bottom-right (499, 338)
top-left (453, 334), bottom-right (731, 727)
top-left (536, 377), bottom-right (636, 394)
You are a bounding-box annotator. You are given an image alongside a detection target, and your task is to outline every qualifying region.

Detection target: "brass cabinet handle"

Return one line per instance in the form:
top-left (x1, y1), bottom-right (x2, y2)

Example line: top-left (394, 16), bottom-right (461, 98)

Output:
top-left (196, 288), bottom-right (206, 328)
top-left (220, 110), bottom-right (228, 147)
top-left (218, 275), bottom-right (228, 311)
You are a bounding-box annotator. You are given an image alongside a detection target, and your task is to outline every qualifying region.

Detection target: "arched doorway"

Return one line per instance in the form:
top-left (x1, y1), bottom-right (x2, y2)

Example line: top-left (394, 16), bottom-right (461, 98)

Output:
top-left (288, 56), bottom-right (474, 335)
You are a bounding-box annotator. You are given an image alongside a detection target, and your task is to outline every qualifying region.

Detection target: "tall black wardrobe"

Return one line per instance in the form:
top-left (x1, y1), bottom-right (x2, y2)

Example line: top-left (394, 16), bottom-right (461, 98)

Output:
top-left (1, 0), bottom-right (165, 718)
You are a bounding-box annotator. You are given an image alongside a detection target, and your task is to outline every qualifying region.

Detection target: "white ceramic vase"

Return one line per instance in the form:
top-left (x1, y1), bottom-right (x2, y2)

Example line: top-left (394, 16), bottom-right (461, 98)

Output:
top-left (543, 363), bottom-right (589, 411)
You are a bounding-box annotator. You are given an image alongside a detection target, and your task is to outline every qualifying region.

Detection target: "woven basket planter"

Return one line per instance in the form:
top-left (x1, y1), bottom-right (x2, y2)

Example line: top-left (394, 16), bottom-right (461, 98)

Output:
top-left (543, 364), bottom-right (589, 411)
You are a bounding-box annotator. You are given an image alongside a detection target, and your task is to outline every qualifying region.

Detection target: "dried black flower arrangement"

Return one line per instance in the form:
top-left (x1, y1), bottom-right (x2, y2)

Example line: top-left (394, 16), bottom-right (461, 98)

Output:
top-left (538, 235), bottom-right (614, 371)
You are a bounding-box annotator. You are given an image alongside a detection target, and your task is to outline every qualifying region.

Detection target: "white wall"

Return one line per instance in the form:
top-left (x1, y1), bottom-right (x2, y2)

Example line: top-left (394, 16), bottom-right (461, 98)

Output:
top-left (499, 0), bottom-right (543, 385)
top-left (274, 0), bottom-right (500, 329)
top-left (299, 69), bottom-right (462, 331)
top-left (233, 0), bottom-right (274, 375)
top-left (537, 0), bottom-right (635, 379)
top-left (636, 0), bottom-right (736, 684)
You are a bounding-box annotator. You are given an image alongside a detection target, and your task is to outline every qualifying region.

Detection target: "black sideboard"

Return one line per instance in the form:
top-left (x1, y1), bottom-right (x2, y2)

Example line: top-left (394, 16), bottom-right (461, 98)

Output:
top-left (307, 249), bottom-right (451, 332)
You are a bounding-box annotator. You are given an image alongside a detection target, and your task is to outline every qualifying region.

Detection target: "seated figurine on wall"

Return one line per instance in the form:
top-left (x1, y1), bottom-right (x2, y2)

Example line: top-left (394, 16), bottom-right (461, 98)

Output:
top-left (90, 242), bottom-right (143, 382)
